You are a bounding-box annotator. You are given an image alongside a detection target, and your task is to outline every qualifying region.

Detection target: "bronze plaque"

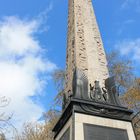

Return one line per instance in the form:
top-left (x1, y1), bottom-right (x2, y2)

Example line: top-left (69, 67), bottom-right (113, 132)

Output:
top-left (60, 127), bottom-right (70, 140)
top-left (84, 123), bottom-right (129, 140)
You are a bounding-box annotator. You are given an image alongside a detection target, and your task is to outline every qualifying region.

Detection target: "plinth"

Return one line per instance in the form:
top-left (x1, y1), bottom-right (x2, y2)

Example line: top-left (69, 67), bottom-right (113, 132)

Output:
top-left (53, 71), bottom-right (136, 140)
top-left (53, 98), bottom-right (136, 140)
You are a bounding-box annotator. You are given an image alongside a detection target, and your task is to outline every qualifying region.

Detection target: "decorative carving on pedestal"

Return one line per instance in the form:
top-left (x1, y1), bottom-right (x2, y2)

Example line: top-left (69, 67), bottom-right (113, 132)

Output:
top-left (90, 81), bottom-right (109, 102)
top-left (53, 97), bottom-right (133, 138)
top-left (54, 70), bottom-right (133, 138)
top-left (105, 77), bottom-right (121, 106)
top-left (79, 103), bottom-right (125, 118)
top-left (70, 69), bottom-right (121, 107)
top-left (72, 69), bottom-right (88, 99)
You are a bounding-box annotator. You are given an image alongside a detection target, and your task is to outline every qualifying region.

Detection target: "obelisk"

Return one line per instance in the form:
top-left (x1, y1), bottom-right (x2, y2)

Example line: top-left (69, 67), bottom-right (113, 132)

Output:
top-left (65, 0), bottom-right (109, 98)
top-left (53, 1), bottom-right (136, 140)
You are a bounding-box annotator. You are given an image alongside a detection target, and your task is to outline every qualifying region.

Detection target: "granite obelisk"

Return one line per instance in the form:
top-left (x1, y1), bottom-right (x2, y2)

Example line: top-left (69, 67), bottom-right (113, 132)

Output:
top-left (65, 0), bottom-right (109, 98)
top-left (53, 0), bottom-right (136, 140)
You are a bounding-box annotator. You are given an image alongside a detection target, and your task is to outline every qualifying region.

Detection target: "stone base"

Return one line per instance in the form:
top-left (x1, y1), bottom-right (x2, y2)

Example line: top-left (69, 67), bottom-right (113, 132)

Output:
top-left (75, 113), bottom-right (136, 140)
top-left (53, 98), bottom-right (136, 140)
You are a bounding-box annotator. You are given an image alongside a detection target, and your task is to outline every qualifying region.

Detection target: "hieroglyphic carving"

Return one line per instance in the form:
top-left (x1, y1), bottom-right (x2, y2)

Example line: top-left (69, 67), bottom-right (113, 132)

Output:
top-left (65, 0), bottom-right (109, 97)
top-left (65, 0), bottom-right (88, 97)
top-left (84, 0), bottom-right (109, 87)
top-left (65, 0), bottom-right (76, 97)
top-left (75, 1), bottom-right (88, 73)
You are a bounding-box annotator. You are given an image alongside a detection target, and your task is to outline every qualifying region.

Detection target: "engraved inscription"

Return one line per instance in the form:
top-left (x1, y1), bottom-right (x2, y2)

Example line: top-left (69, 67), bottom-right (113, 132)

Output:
top-left (65, 0), bottom-right (109, 96)
top-left (84, 124), bottom-right (129, 140)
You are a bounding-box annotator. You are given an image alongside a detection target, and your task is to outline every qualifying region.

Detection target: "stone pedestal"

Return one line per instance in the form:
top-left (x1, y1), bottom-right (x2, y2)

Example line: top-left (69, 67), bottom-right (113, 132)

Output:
top-left (75, 113), bottom-right (135, 140)
top-left (53, 98), bottom-right (136, 140)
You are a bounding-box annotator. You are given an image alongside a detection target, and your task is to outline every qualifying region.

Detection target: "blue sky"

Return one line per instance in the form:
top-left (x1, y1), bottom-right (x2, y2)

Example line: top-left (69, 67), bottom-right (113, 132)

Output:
top-left (0, 0), bottom-right (140, 135)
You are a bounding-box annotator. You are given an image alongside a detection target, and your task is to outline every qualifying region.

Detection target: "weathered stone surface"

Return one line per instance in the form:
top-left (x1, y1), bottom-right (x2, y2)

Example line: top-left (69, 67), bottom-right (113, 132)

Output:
top-left (65, 0), bottom-right (109, 97)
top-left (84, 124), bottom-right (129, 140)
top-left (75, 113), bottom-right (136, 140)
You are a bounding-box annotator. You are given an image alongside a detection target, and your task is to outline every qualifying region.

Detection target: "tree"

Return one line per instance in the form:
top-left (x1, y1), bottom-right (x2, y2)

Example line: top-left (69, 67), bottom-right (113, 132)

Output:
top-left (0, 133), bottom-right (6, 140)
top-left (14, 69), bottom-right (64, 140)
top-left (107, 50), bottom-right (134, 94)
top-left (52, 69), bottom-right (65, 107)
top-left (0, 96), bottom-right (14, 139)
top-left (121, 78), bottom-right (140, 140)
top-left (122, 78), bottom-right (140, 111)
top-left (15, 110), bottom-right (60, 140)
top-left (107, 50), bottom-right (140, 139)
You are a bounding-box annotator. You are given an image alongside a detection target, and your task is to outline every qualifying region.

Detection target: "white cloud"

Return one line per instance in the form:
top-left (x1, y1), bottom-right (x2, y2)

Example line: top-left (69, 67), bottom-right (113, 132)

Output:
top-left (121, 0), bottom-right (140, 12)
top-left (116, 19), bottom-right (135, 35)
top-left (0, 17), bottom-right (40, 57)
top-left (115, 38), bottom-right (140, 61)
top-left (123, 19), bottom-right (135, 24)
top-left (0, 16), bottom-right (56, 135)
top-left (121, 0), bottom-right (132, 9)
